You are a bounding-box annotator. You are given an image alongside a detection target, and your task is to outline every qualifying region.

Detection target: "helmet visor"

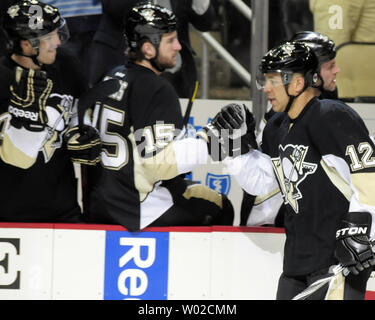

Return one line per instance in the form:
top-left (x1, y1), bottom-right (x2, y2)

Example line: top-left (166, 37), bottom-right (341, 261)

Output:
top-left (28, 17), bottom-right (70, 48)
top-left (56, 17), bottom-right (70, 44)
top-left (255, 69), bottom-right (295, 90)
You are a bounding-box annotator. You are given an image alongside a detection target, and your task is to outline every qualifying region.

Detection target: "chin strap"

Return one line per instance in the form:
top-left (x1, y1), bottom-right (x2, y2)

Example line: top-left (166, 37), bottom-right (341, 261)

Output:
top-left (147, 42), bottom-right (166, 73)
top-left (284, 80), bottom-right (309, 113)
top-left (18, 51), bottom-right (42, 67)
top-left (314, 73), bottom-right (325, 92)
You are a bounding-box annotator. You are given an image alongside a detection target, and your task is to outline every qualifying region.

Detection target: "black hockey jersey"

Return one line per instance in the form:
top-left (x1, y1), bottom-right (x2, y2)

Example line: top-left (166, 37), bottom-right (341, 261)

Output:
top-left (0, 49), bottom-right (86, 222)
top-left (86, 62), bottom-right (191, 230)
top-left (227, 97), bottom-right (375, 276)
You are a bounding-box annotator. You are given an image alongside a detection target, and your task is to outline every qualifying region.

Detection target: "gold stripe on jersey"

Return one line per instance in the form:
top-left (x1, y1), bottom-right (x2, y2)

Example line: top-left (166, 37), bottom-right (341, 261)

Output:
top-left (320, 160), bottom-right (353, 201)
top-left (350, 172), bottom-right (375, 206)
top-left (129, 131), bottom-right (179, 202)
top-left (253, 188), bottom-right (281, 206)
top-left (0, 133), bottom-right (36, 169)
top-left (182, 184), bottom-right (223, 209)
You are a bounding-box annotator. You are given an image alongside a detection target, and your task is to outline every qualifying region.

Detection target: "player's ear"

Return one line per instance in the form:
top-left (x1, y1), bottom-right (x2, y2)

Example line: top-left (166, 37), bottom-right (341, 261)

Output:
top-left (20, 39), bottom-right (35, 55)
top-left (141, 41), bottom-right (156, 60)
top-left (292, 74), bottom-right (305, 95)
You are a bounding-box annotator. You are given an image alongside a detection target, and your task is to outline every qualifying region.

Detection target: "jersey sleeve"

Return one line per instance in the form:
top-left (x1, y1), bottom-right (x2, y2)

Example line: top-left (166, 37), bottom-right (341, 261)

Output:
top-left (223, 149), bottom-right (280, 196)
top-left (309, 101), bottom-right (375, 238)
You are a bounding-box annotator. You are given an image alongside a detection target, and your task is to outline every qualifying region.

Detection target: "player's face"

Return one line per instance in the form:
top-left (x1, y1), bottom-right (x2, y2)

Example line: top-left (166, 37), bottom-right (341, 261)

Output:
top-left (319, 58), bottom-right (340, 92)
top-left (263, 73), bottom-right (290, 112)
top-left (37, 29), bottom-right (61, 65)
top-left (156, 31), bottom-right (181, 69)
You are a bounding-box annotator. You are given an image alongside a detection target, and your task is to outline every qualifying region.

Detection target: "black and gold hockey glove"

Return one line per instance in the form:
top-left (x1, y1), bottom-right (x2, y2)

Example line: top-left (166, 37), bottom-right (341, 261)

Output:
top-left (197, 103), bottom-right (257, 161)
top-left (64, 125), bottom-right (102, 165)
top-left (9, 67), bottom-right (53, 131)
top-left (335, 212), bottom-right (375, 275)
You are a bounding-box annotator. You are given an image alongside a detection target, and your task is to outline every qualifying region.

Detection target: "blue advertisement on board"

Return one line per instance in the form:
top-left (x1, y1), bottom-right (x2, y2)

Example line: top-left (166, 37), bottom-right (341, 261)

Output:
top-left (104, 231), bottom-right (169, 300)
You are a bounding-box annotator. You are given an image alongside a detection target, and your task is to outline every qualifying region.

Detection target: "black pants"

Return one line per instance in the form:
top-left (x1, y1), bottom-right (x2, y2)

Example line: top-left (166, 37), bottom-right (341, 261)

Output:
top-left (276, 267), bottom-right (372, 300)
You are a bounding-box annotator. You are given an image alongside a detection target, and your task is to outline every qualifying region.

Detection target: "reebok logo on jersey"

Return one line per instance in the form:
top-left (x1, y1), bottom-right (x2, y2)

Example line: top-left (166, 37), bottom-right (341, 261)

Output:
top-left (8, 105), bottom-right (38, 122)
top-left (336, 226), bottom-right (368, 238)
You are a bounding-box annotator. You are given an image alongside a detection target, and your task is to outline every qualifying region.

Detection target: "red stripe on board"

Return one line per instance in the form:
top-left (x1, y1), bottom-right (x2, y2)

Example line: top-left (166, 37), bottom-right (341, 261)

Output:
top-left (0, 222), bottom-right (54, 229)
top-left (211, 226), bottom-right (285, 233)
top-left (365, 291), bottom-right (375, 300)
top-left (0, 222), bottom-right (285, 234)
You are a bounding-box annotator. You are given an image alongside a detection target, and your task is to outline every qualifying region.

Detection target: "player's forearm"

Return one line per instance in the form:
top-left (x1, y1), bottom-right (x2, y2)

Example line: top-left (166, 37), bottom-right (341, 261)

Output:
top-left (223, 150), bottom-right (279, 196)
top-left (132, 136), bottom-right (208, 183)
top-left (172, 137), bottom-right (208, 174)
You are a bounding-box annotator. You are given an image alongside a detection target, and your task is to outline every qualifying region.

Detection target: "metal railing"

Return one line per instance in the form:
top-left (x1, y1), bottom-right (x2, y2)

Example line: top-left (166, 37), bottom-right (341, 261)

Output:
top-left (197, 0), bottom-right (269, 130)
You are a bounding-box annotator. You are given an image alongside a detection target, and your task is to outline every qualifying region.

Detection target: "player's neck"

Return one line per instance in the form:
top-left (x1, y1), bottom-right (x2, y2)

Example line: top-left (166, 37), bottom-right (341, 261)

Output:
top-left (288, 88), bottom-right (315, 119)
top-left (11, 54), bottom-right (41, 70)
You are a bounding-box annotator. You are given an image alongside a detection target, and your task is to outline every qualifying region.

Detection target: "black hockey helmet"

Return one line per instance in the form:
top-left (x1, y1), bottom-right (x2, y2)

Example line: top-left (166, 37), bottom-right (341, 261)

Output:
top-left (3, 0), bottom-right (69, 53)
top-left (125, 2), bottom-right (177, 52)
top-left (257, 41), bottom-right (319, 112)
top-left (290, 31), bottom-right (336, 65)
top-left (256, 41), bottom-right (319, 89)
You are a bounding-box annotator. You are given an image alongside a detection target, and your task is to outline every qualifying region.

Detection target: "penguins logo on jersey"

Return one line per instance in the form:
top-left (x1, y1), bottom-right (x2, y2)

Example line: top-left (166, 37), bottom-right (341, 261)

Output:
top-left (42, 94), bottom-right (74, 162)
top-left (271, 144), bottom-right (317, 213)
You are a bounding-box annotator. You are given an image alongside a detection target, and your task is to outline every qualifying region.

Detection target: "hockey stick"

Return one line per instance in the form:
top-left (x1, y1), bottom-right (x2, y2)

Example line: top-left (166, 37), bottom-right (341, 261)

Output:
top-left (182, 80), bottom-right (199, 128)
top-left (292, 264), bottom-right (345, 300)
top-left (77, 78), bottom-right (120, 213)
top-left (292, 240), bottom-right (375, 300)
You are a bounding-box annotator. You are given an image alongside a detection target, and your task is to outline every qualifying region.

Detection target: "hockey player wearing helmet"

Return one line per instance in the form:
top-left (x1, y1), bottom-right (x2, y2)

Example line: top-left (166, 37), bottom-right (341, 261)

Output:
top-left (3, 0), bottom-right (70, 67)
top-left (291, 31), bottom-right (340, 99)
top-left (84, 3), bottom-right (234, 231)
top-left (0, 0), bottom-right (100, 223)
top-left (255, 41), bottom-right (321, 115)
top-left (203, 41), bottom-right (375, 299)
top-left (240, 33), bottom-right (341, 227)
top-left (125, 3), bottom-right (181, 73)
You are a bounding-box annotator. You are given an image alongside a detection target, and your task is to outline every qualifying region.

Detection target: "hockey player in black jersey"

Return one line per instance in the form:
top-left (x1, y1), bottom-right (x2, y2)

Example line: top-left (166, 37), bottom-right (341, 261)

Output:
top-left (241, 31), bottom-right (341, 227)
top-left (85, 3), bottom-right (234, 231)
top-left (291, 31), bottom-right (340, 100)
top-left (0, 0), bottom-right (100, 222)
top-left (207, 42), bottom-right (375, 299)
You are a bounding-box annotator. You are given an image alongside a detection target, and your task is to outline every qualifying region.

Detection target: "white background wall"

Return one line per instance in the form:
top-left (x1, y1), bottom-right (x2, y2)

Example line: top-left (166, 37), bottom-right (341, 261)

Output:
top-left (1, 224), bottom-right (374, 300)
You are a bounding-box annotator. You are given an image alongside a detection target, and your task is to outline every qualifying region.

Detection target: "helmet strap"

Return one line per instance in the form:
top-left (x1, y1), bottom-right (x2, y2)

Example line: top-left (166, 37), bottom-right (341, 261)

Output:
top-left (17, 51), bottom-right (42, 67)
top-left (314, 73), bottom-right (325, 92)
top-left (284, 80), bottom-right (307, 113)
top-left (16, 38), bottom-right (43, 67)
top-left (147, 42), bottom-right (166, 73)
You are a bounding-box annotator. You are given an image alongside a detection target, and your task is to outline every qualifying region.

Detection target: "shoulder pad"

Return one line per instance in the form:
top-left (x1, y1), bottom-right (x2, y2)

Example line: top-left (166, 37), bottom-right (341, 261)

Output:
top-left (105, 65), bottom-right (128, 81)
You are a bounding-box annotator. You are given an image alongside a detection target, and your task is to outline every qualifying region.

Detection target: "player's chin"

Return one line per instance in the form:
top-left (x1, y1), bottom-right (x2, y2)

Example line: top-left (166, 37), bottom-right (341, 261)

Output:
top-left (42, 51), bottom-right (57, 65)
top-left (325, 83), bottom-right (336, 92)
top-left (168, 59), bottom-right (177, 68)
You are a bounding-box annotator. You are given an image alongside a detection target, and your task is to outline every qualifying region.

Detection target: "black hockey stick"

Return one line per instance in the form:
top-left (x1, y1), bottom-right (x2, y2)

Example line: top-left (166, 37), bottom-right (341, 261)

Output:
top-left (77, 78), bottom-right (120, 213)
top-left (182, 80), bottom-right (199, 128)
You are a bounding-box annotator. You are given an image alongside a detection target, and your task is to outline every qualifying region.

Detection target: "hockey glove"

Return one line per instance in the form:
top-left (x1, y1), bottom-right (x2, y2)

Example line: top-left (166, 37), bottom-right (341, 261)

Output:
top-left (9, 67), bottom-right (53, 131)
top-left (64, 125), bottom-right (102, 165)
top-left (197, 103), bottom-right (257, 161)
top-left (335, 212), bottom-right (375, 275)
